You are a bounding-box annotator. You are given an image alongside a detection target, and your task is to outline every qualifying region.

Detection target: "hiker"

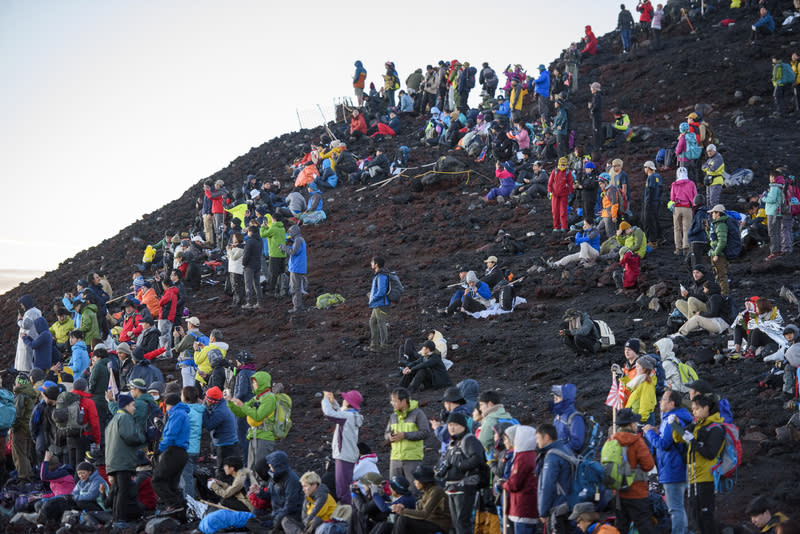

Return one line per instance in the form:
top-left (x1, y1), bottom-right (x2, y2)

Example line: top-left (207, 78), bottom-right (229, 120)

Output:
top-left (670, 167), bottom-right (698, 256)
top-left (582, 26), bottom-right (598, 56)
top-left (572, 503), bottom-right (620, 534)
top-left (261, 450), bottom-right (304, 530)
top-left (501, 425), bottom-right (539, 534)
top-left (548, 157), bottom-right (574, 231)
top-left (701, 145), bottom-right (725, 209)
top-left (226, 231), bottom-right (245, 306)
top-left (642, 161), bottom-right (662, 246)
top-left (105, 393), bottom-right (146, 526)
top-left (180, 385), bottom-right (203, 499)
top-left (575, 162), bottom-right (599, 218)
top-left (480, 62), bottom-right (498, 98)
top-left (615, 220), bottom-right (647, 259)
top-left (750, 7), bottom-right (775, 43)
top-left (229, 350), bottom-right (256, 465)
top-left (675, 264), bottom-right (710, 319)
top-left (384, 61), bottom-right (399, 108)
top-left (280, 471), bottom-right (337, 533)
top-left (207, 456), bottom-right (254, 512)
top-left (618, 3), bottom-right (635, 53)
top-left (439, 265), bottom-right (470, 316)
top-left (431, 387), bottom-right (472, 453)
top-left (352, 472), bottom-right (414, 532)
top-left (477, 391), bottom-right (514, 453)
top-left (610, 408), bottom-right (656, 534)
top-left (675, 123), bottom-right (699, 183)
top-left (550, 219), bottom-right (601, 268)
top-left (764, 172), bottom-right (788, 261)
top-left (264, 215), bottom-right (287, 296)
top-left (706, 204), bottom-right (731, 295)
top-left (653, 338), bottom-right (695, 395)
top-left (203, 386), bottom-right (240, 478)
top-left (11, 373), bottom-right (37, 480)
top-left (279, 224), bottom-right (308, 313)
top-left (589, 82), bottom-right (603, 149)
top-left (643, 390), bottom-right (692, 534)
top-left (677, 282), bottom-right (732, 336)
top-left (69, 378), bottom-right (101, 467)
top-left (392, 464), bottom-right (451, 534)
top-left (514, 159), bottom-right (549, 199)
top-left (652, 3), bottom-right (664, 48)
top-left (73, 461), bottom-right (108, 511)
top-left (624, 356), bottom-right (658, 424)
top-left (152, 393), bottom-right (190, 516)
top-left (128, 332), bottom-right (165, 386)
top-left (242, 225), bottom-right (263, 310)
top-left (21, 316), bottom-right (53, 371)
top-left (228, 370), bottom-right (278, 470)
top-left (485, 161), bottom-right (516, 203)
top-left (205, 179), bottom-right (229, 246)
top-left (550, 384), bottom-right (586, 454)
top-left (385, 387), bottom-right (431, 481)
top-left (605, 110), bottom-right (634, 147)
top-left (746, 497), bottom-right (789, 534)
top-left (321, 389), bottom-right (364, 504)
top-left (353, 61), bottom-right (366, 106)
top-left (49, 307), bottom-right (74, 354)
top-left (675, 394), bottom-right (726, 534)
top-left (732, 297), bottom-right (785, 359)
top-left (369, 256), bottom-right (391, 352)
top-left (553, 98), bottom-right (569, 158)
top-left (536, 423), bottom-right (572, 534)
top-left (637, 0), bottom-right (654, 37)
top-left (599, 174), bottom-right (621, 238)
top-left (88, 347), bottom-right (111, 432)
top-left (73, 297), bottom-right (100, 348)
top-left (559, 308), bottom-right (601, 357)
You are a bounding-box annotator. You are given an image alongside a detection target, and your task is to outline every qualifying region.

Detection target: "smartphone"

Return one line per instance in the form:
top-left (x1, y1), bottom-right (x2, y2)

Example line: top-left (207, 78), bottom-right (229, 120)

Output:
top-left (680, 284), bottom-right (686, 292)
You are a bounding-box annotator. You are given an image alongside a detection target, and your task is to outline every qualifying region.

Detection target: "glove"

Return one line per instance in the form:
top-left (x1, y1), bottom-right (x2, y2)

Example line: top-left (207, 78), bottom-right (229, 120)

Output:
top-left (548, 192), bottom-right (553, 199)
top-left (751, 25), bottom-right (756, 30)
top-left (611, 363), bottom-right (623, 376)
top-left (667, 414), bottom-right (677, 425)
top-left (667, 200), bottom-right (675, 212)
top-left (682, 431), bottom-right (694, 443)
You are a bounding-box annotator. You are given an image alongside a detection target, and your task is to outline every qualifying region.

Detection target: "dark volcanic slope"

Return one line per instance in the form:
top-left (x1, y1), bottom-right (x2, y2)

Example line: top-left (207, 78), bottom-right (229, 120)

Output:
top-left (4, 5), bottom-right (800, 524)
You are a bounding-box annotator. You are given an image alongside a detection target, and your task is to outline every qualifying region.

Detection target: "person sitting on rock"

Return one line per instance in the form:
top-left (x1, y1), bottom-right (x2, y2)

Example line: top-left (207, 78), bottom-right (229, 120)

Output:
top-left (615, 221), bottom-right (647, 259)
top-left (613, 247), bottom-right (641, 294)
top-left (481, 255), bottom-right (506, 289)
top-left (603, 108), bottom-right (634, 147)
top-left (742, 201), bottom-right (769, 251)
top-left (732, 297), bottom-right (785, 359)
top-left (439, 265), bottom-right (470, 316)
top-left (361, 147), bottom-right (390, 184)
top-left (677, 282), bottom-right (732, 337)
top-left (483, 161), bottom-right (516, 203)
top-left (750, 6), bottom-right (775, 43)
top-left (559, 308), bottom-right (601, 357)
top-left (674, 264), bottom-right (710, 320)
top-left (548, 219), bottom-right (601, 268)
top-left (400, 340), bottom-right (452, 393)
top-left (459, 271), bottom-right (493, 313)
top-left (513, 158), bottom-right (549, 198)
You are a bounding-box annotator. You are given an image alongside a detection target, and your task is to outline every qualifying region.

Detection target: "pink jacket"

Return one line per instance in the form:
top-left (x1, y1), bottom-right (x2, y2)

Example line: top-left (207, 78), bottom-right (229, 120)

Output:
top-left (670, 178), bottom-right (697, 207)
top-left (40, 461), bottom-right (76, 496)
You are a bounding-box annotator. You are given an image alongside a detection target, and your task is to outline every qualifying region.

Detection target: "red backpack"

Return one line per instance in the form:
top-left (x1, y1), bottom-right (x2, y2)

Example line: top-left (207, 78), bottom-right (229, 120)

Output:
top-left (785, 183), bottom-right (800, 216)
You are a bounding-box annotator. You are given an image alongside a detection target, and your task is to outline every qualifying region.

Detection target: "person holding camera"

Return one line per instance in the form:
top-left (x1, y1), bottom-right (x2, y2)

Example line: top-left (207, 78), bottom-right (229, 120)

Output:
top-left (321, 389), bottom-right (364, 504)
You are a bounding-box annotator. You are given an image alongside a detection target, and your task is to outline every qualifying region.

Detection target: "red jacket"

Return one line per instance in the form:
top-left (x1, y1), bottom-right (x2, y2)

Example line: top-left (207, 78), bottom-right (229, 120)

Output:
top-left (159, 286), bottom-right (180, 322)
top-left (74, 389), bottom-right (101, 445)
top-left (503, 447), bottom-right (539, 520)
top-left (204, 188), bottom-right (228, 214)
top-left (119, 312), bottom-right (143, 343)
top-left (637, 1), bottom-right (654, 23)
top-left (350, 114), bottom-right (367, 135)
top-left (610, 430), bottom-right (654, 500)
top-left (137, 475), bottom-right (158, 510)
top-left (547, 169), bottom-right (574, 198)
top-left (582, 27), bottom-right (597, 55)
top-left (620, 251), bottom-right (641, 289)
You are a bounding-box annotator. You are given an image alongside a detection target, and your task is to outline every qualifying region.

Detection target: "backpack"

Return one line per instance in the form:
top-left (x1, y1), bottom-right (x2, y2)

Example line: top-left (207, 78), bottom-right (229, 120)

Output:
top-left (718, 398), bottom-right (734, 425)
top-left (53, 391), bottom-right (86, 439)
top-left (499, 284), bottom-right (515, 311)
top-left (0, 388), bottom-right (16, 430)
top-left (684, 132), bottom-right (703, 160)
top-left (779, 62), bottom-right (797, 85)
top-left (593, 320), bottom-right (615, 349)
top-left (548, 448), bottom-right (607, 509)
top-left (316, 293), bottom-right (346, 309)
top-left (567, 412), bottom-right (604, 458)
top-left (600, 438), bottom-right (647, 490)
top-left (384, 271), bottom-right (404, 303)
top-left (676, 360), bottom-right (699, 388)
top-left (723, 216), bottom-right (742, 259)
top-left (708, 421), bottom-right (742, 492)
top-left (785, 183), bottom-right (800, 216)
top-left (144, 399), bottom-right (163, 443)
top-left (261, 392), bottom-right (293, 440)
top-left (644, 353), bottom-right (667, 398)
top-left (656, 148), bottom-right (666, 167)
top-left (724, 168), bottom-right (754, 187)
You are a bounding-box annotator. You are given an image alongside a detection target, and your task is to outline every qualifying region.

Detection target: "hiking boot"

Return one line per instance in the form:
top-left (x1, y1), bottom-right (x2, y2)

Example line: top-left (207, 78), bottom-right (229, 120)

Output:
top-left (436, 307), bottom-right (449, 315)
top-left (252, 303), bottom-right (261, 309)
top-left (241, 303), bottom-right (253, 310)
top-left (674, 250), bottom-right (681, 255)
top-left (287, 307), bottom-right (303, 314)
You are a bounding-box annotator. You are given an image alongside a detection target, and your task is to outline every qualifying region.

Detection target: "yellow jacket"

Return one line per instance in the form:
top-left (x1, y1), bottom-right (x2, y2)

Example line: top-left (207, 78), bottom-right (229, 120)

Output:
top-left (678, 412), bottom-right (725, 483)
top-left (50, 317), bottom-right (75, 344)
top-left (193, 342), bottom-right (228, 384)
top-left (624, 374), bottom-right (657, 423)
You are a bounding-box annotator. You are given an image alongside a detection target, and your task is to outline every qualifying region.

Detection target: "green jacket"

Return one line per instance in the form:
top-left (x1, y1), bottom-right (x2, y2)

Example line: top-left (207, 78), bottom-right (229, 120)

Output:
top-left (615, 226), bottom-right (648, 258)
top-left (13, 381), bottom-right (37, 437)
top-left (88, 357), bottom-right (110, 415)
top-left (105, 409), bottom-right (146, 473)
top-left (478, 404), bottom-right (512, 451)
top-left (228, 371), bottom-right (277, 441)
top-left (384, 399), bottom-right (430, 461)
top-left (79, 304), bottom-right (100, 345)
top-left (708, 215), bottom-right (728, 257)
top-left (264, 221), bottom-right (287, 259)
top-left (109, 392), bottom-right (157, 435)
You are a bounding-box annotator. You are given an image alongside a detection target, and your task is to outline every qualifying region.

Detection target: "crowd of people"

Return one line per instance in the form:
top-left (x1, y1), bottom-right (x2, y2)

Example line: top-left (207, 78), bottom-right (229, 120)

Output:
top-left (4, 2), bottom-right (800, 533)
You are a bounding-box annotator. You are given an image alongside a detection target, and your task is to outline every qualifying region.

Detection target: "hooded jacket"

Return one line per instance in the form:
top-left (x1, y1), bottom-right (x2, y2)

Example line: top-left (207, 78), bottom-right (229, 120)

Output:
top-left (679, 411), bottom-right (725, 483)
top-left (203, 399), bottom-right (238, 447)
top-left (654, 338), bottom-right (689, 394)
top-left (13, 379), bottom-right (37, 437)
top-left (24, 316), bottom-right (53, 370)
top-left (301, 482), bottom-right (337, 527)
top-left (765, 181), bottom-right (786, 217)
top-left (536, 439), bottom-right (572, 517)
top-left (127, 358), bottom-right (164, 388)
top-left (616, 226), bottom-right (648, 258)
top-left (645, 407), bottom-right (692, 483)
top-left (609, 429), bottom-right (654, 499)
top-left (384, 398), bottom-right (431, 461)
top-left (398, 482), bottom-right (451, 531)
top-left (74, 389), bottom-right (102, 444)
top-left (78, 303), bottom-right (100, 345)
top-left (88, 354), bottom-right (110, 410)
top-left (353, 61), bottom-right (366, 88)
top-left (158, 402), bottom-right (190, 452)
top-left (582, 27), bottom-right (597, 55)
top-left (503, 425), bottom-right (539, 521)
top-left (283, 225), bottom-right (307, 274)
top-left (440, 429), bottom-right (485, 488)
top-left (72, 469), bottom-right (108, 506)
top-left (186, 402), bottom-right (205, 455)
top-left (158, 286), bottom-right (180, 322)
top-left (193, 341), bottom-right (228, 385)
top-left (708, 214), bottom-right (729, 257)
top-left (16, 295), bottom-right (42, 373)
top-left (551, 384), bottom-right (586, 454)
top-left (105, 408), bottom-right (146, 473)
top-left (118, 311), bottom-right (143, 343)
top-left (670, 175), bottom-right (697, 207)
top-left (242, 231), bottom-right (263, 271)
top-left (369, 269), bottom-right (390, 308)
top-left (264, 220), bottom-right (287, 258)
top-left (49, 317), bottom-right (75, 345)
top-left (407, 350), bottom-right (452, 389)
top-left (624, 371), bottom-right (657, 424)
top-left (321, 398), bottom-right (363, 463)
top-left (40, 460), bottom-right (75, 496)
top-left (266, 450), bottom-right (303, 523)
top-left (228, 370), bottom-right (277, 441)
top-left (478, 403), bottom-right (513, 451)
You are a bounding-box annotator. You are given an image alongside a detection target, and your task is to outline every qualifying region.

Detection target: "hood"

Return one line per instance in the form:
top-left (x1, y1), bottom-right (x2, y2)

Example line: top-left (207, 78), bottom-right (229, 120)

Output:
top-left (395, 398), bottom-right (418, 417)
top-left (266, 450), bottom-right (290, 475)
top-left (457, 379), bottom-right (479, 404)
top-left (212, 341), bottom-right (230, 352)
top-left (654, 338), bottom-right (675, 361)
top-left (430, 106), bottom-right (441, 117)
top-left (669, 407), bottom-right (693, 426)
top-left (354, 60), bottom-right (363, 68)
top-left (18, 294), bottom-right (34, 310)
top-left (74, 389), bottom-right (93, 399)
top-left (430, 330), bottom-right (447, 357)
top-left (287, 225), bottom-right (301, 238)
top-left (33, 316), bottom-right (49, 335)
top-left (169, 402), bottom-right (190, 416)
top-left (784, 324), bottom-right (800, 339)
top-left (14, 380), bottom-right (36, 397)
top-left (84, 303), bottom-right (98, 314)
top-left (252, 371), bottom-right (272, 394)
top-left (414, 68), bottom-right (422, 74)
top-left (269, 220), bottom-right (285, 231)
top-left (513, 425), bottom-right (537, 452)
top-left (697, 411), bottom-right (724, 426)
top-left (188, 403), bottom-right (206, 415)
top-left (551, 383), bottom-right (577, 415)
top-left (208, 348), bottom-right (226, 368)
top-left (87, 470), bottom-right (104, 485)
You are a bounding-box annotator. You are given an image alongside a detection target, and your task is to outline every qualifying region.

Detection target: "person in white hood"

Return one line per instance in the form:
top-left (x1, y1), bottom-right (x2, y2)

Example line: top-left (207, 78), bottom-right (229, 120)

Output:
top-left (321, 389), bottom-right (364, 505)
top-left (653, 337), bottom-right (697, 395)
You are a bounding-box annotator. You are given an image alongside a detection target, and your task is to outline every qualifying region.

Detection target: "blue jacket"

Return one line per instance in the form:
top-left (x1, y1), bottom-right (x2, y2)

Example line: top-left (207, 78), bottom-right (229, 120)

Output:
top-left (550, 384), bottom-right (586, 454)
top-left (128, 360), bottom-right (164, 389)
top-left (72, 469), bottom-right (108, 505)
top-left (69, 340), bottom-right (90, 378)
top-left (496, 100), bottom-right (510, 118)
top-left (159, 402), bottom-right (191, 452)
top-left (533, 70), bottom-right (550, 98)
top-left (688, 208), bottom-right (710, 244)
top-left (468, 281), bottom-right (492, 301)
top-left (266, 450), bottom-right (304, 523)
top-left (537, 440), bottom-right (572, 517)
top-left (644, 407), bottom-right (692, 484)
top-left (369, 271), bottom-right (390, 308)
top-left (644, 172), bottom-right (662, 205)
top-left (234, 365), bottom-right (256, 403)
top-left (284, 226), bottom-right (307, 274)
top-left (203, 400), bottom-right (239, 447)
top-left (575, 227), bottom-right (601, 252)
top-left (186, 403), bottom-right (205, 455)
top-left (754, 12), bottom-right (775, 33)
top-left (25, 316), bottom-right (53, 370)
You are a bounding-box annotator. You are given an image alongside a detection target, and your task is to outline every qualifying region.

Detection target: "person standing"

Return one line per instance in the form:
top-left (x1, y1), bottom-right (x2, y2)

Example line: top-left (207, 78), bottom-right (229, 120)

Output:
top-left (353, 60), bottom-right (367, 107)
top-left (637, 0), bottom-right (654, 38)
top-left (644, 390), bottom-right (692, 534)
top-left (439, 412), bottom-right (485, 534)
top-left (502, 425), bottom-right (539, 534)
top-left (105, 393), bottom-right (146, 527)
top-left (228, 371), bottom-right (277, 470)
top-left (280, 224), bottom-right (308, 313)
top-left (670, 167), bottom-right (698, 256)
top-left (589, 83), bottom-right (603, 150)
top-left (242, 225), bottom-right (263, 310)
top-left (88, 347), bottom-right (111, 434)
top-left (479, 62), bottom-right (498, 98)
top-left (642, 160), bottom-right (663, 246)
top-left (536, 424), bottom-right (572, 534)
top-left (264, 216), bottom-right (287, 296)
top-left (385, 387), bottom-right (431, 482)
top-left (153, 393), bottom-right (190, 515)
top-left (203, 386), bottom-right (240, 478)
top-left (652, 3), bottom-right (664, 49)
top-left (707, 205), bottom-right (730, 295)
top-left (701, 145), bottom-right (725, 209)
top-left (321, 389), bottom-right (364, 504)
top-left (368, 256), bottom-right (391, 352)
top-left (618, 4), bottom-right (635, 53)
top-left (548, 157), bottom-right (574, 232)
top-left (610, 408), bottom-right (656, 534)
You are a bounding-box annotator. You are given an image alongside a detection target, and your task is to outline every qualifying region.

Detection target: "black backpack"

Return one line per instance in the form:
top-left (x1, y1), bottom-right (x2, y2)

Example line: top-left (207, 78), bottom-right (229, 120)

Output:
top-left (384, 271), bottom-right (404, 303)
top-left (724, 216), bottom-right (742, 259)
top-left (499, 285), bottom-right (515, 311)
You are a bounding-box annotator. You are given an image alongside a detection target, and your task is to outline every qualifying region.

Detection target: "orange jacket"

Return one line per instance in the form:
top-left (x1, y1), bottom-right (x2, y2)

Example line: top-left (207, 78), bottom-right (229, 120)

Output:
top-left (610, 430), bottom-right (654, 500)
top-left (136, 287), bottom-right (161, 319)
top-left (601, 185), bottom-right (621, 219)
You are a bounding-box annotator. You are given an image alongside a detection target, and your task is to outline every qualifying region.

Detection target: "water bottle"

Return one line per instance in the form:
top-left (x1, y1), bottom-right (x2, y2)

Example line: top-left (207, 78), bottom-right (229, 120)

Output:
top-left (80, 406), bottom-right (85, 424)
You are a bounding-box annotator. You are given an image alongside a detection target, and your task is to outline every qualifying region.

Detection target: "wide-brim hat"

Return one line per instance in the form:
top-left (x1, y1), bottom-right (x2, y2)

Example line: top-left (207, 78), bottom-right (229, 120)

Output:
top-left (615, 408), bottom-right (641, 426)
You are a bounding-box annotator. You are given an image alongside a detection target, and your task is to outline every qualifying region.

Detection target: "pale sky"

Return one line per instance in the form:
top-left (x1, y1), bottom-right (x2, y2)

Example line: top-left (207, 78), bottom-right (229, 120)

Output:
top-left (0, 0), bottom-right (618, 280)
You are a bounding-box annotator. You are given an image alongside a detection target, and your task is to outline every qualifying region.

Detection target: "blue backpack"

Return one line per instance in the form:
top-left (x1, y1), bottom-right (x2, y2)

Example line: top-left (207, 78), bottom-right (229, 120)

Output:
top-left (643, 353), bottom-right (667, 399)
top-left (0, 389), bottom-right (16, 430)
top-left (548, 448), bottom-right (611, 510)
top-left (684, 132), bottom-right (703, 160)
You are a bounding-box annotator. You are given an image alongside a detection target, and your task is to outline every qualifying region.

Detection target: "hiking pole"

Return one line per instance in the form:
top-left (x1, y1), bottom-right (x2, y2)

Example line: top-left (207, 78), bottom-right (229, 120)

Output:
top-left (681, 8), bottom-right (696, 34)
top-left (316, 104), bottom-right (339, 141)
top-left (106, 291), bottom-right (135, 305)
top-left (719, 369), bottom-right (772, 390)
top-left (502, 489), bottom-right (508, 534)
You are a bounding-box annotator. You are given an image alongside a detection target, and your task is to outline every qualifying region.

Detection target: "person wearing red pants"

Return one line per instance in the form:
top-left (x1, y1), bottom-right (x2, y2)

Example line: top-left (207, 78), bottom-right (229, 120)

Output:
top-left (548, 157), bottom-right (574, 231)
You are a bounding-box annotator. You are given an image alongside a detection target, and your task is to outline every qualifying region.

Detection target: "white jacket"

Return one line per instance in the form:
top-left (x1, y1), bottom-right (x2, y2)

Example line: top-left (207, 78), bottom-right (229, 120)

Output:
top-left (322, 398), bottom-right (363, 463)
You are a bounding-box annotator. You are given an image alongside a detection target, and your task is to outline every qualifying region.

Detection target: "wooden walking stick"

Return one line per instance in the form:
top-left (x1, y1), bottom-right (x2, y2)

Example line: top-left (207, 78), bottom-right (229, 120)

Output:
top-left (681, 8), bottom-right (696, 34)
top-left (502, 488), bottom-right (509, 534)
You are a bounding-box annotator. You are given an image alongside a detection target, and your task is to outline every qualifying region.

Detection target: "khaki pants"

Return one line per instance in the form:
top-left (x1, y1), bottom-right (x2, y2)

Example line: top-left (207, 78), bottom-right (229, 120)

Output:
top-left (712, 255), bottom-right (729, 295)
top-left (675, 297), bottom-right (707, 319)
top-left (11, 431), bottom-right (32, 479)
top-left (369, 306), bottom-right (388, 347)
top-left (555, 242), bottom-right (600, 266)
top-left (673, 207), bottom-right (692, 251)
top-left (679, 315), bottom-right (728, 336)
top-left (203, 214), bottom-right (215, 246)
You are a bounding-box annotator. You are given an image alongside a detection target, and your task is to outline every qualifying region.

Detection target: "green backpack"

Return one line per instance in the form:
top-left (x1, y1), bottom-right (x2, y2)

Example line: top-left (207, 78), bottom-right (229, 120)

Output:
top-left (600, 438), bottom-right (646, 490)
top-left (261, 392), bottom-right (293, 440)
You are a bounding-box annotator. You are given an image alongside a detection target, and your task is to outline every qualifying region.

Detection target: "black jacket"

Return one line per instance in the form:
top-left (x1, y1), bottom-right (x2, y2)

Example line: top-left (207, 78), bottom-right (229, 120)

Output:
top-left (440, 432), bottom-right (487, 487)
top-left (481, 266), bottom-right (505, 289)
top-left (408, 352), bottom-right (452, 389)
top-left (242, 233), bottom-right (262, 271)
top-left (700, 293), bottom-right (732, 324)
